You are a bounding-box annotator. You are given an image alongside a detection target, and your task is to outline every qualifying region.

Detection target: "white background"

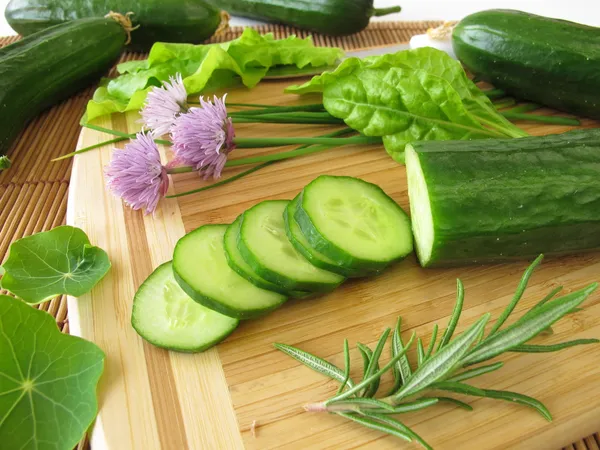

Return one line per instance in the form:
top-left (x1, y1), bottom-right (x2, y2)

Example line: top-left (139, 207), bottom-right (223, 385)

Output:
top-left (0, 0), bottom-right (599, 36)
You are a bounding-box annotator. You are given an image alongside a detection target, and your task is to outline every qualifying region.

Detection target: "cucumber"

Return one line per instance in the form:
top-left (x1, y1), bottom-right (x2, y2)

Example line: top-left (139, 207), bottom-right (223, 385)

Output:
top-left (5, 0), bottom-right (225, 52)
top-left (204, 0), bottom-right (400, 36)
top-left (452, 9), bottom-right (600, 118)
top-left (0, 18), bottom-right (126, 157)
top-left (295, 175), bottom-right (413, 272)
top-left (405, 129), bottom-right (600, 267)
top-left (237, 200), bottom-right (345, 292)
top-left (131, 261), bottom-right (239, 353)
top-left (173, 224), bottom-right (287, 319)
top-left (224, 215), bottom-right (310, 298)
top-left (284, 196), bottom-right (368, 278)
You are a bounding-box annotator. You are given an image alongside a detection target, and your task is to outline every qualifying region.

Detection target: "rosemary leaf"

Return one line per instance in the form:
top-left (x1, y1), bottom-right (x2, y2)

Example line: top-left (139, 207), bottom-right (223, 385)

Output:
top-left (447, 362), bottom-right (504, 383)
top-left (437, 279), bottom-right (465, 351)
top-left (478, 389), bottom-right (552, 421)
top-left (488, 255), bottom-right (544, 337)
top-left (327, 397), bottom-right (397, 413)
top-left (511, 339), bottom-right (600, 353)
top-left (360, 329), bottom-right (390, 397)
top-left (328, 332), bottom-right (416, 403)
top-left (357, 343), bottom-right (380, 398)
top-left (337, 339), bottom-right (351, 395)
top-left (365, 414), bottom-right (433, 450)
top-left (393, 314), bottom-right (490, 401)
top-left (435, 397), bottom-right (473, 411)
top-left (357, 343), bottom-right (371, 379)
top-left (424, 324), bottom-right (439, 361)
top-left (432, 381), bottom-right (487, 397)
top-left (393, 317), bottom-right (413, 384)
top-left (463, 284), bottom-right (598, 366)
top-left (521, 285), bottom-right (563, 321)
top-left (417, 338), bottom-right (425, 366)
top-left (336, 413), bottom-right (413, 443)
top-left (274, 343), bottom-right (354, 389)
top-left (373, 398), bottom-right (439, 414)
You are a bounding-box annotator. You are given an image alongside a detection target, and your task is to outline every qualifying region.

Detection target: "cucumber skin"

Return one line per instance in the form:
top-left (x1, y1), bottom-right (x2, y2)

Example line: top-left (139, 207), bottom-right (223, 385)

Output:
top-left (0, 18), bottom-right (125, 157)
top-left (452, 9), bottom-right (600, 118)
top-left (5, 0), bottom-right (222, 52)
top-left (205, 0), bottom-right (377, 36)
top-left (224, 216), bottom-right (309, 298)
top-left (131, 262), bottom-right (239, 353)
top-left (237, 200), bottom-right (344, 293)
top-left (408, 129), bottom-right (600, 267)
top-left (173, 225), bottom-right (286, 320)
top-left (284, 196), bottom-right (371, 278)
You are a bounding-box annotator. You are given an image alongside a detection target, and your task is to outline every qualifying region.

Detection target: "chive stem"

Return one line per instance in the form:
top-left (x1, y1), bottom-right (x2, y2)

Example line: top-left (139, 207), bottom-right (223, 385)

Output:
top-left (165, 162), bottom-right (274, 199)
top-left (501, 112), bottom-right (581, 126)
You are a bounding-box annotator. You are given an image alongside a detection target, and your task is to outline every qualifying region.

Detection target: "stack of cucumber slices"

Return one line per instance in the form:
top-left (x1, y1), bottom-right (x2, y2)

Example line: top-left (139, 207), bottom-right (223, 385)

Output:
top-left (132, 175), bottom-right (413, 352)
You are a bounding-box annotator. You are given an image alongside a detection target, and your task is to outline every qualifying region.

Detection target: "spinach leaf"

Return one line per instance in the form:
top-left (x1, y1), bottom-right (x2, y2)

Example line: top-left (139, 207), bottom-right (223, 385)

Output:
top-left (85, 28), bottom-right (344, 122)
top-left (1, 226), bottom-right (110, 304)
top-left (0, 295), bottom-right (104, 450)
top-left (323, 66), bottom-right (504, 161)
top-left (287, 47), bottom-right (527, 147)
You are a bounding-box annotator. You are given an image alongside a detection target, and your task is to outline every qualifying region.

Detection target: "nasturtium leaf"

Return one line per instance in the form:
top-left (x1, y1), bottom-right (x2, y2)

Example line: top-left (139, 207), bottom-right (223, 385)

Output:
top-left (322, 66), bottom-right (502, 162)
top-left (0, 295), bottom-right (105, 450)
top-left (1, 226), bottom-right (111, 304)
top-left (85, 28), bottom-right (344, 121)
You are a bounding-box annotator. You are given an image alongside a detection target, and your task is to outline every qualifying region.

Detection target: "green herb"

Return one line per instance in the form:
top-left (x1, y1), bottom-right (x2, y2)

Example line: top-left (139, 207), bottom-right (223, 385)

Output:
top-left (0, 295), bottom-right (104, 450)
top-left (1, 226), bottom-right (111, 304)
top-left (501, 112), bottom-right (581, 126)
top-left (276, 256), bottom-right (598, 448)
top-left (85, 29), bottom-right (344, 122)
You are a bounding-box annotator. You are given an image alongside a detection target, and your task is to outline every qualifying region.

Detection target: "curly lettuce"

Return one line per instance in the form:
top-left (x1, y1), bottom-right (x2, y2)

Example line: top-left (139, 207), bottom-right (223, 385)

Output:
top-left (85, 28), bottom-right (344, 122)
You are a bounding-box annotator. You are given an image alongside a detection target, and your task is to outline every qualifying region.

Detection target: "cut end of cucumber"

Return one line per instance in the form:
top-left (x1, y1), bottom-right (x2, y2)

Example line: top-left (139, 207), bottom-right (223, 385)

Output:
top-left (406, 145), bottom-right (434, 267)
top-left (131, 262), bottom-right (239, 353)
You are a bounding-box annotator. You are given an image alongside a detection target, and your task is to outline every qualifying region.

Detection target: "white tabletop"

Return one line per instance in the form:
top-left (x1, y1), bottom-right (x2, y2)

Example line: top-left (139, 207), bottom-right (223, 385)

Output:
top-left (0, 0), bottom-right (599, 36)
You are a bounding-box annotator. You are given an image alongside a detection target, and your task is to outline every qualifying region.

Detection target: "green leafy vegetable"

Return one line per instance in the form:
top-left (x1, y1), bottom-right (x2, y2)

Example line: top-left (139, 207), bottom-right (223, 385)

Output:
top-left (0, 156), bottom-right (10, 170)
top-left (85, 28), bottom-right (344, 121)
top-left (286, 47), bottom-right (527, 161)
top-left (0, 295), bottom-right (104, 450)
top-left (1, 226), bottom-right (111, 304)
top-left (276, 256), bottom-right (599, 448)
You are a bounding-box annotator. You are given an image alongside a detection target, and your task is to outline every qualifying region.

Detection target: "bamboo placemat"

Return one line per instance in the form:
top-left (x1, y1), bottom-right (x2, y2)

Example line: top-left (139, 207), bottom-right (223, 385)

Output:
top-left (0, 21), bottom-right (598, 450)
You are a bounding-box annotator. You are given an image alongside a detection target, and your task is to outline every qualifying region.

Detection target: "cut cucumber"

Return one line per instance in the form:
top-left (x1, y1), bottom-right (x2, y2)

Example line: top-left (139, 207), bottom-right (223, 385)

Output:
top-left (405, 130), bottom-right (600, 266)
top-left (173, 225), bottom-right (287, 319)
top-left (131, 262), bottom-right (239, 353)
top-left (238, 200), bottom-right (345, 292)
top-left (295, 175), bottom-right (413, 271)
top-left (224, 215), bottom-right (310, 298)
top-left (285, 196), bottom-right (371, 277)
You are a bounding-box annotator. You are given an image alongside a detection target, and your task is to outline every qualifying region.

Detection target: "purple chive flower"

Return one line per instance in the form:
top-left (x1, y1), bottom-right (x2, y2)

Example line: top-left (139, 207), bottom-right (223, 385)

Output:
top-left (140, 73), bottom-right (188, 136)
top-left (170, 94), bottom-right (236, 180)
top-left (105, 132), bottom-right (169, 215)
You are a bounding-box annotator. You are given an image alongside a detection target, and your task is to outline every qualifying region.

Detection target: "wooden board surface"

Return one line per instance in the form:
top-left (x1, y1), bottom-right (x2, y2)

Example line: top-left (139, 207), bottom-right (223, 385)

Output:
top-left (66, 52), bottom-right (600, 450)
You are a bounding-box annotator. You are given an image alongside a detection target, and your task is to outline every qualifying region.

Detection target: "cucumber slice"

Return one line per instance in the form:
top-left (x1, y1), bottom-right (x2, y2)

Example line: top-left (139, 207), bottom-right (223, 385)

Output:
top-left (224, 215), bottom-right (310, 298)
top-left (131, 262), bottom-right (239, 353)
top-left (284, 196), bottom-right (371, 278)
top-left (295, 175), bottom-right (413, 271)
top-left (173, 225), bottom-right (287, 319)
top-left (238, 200), bottom-right (345, 292)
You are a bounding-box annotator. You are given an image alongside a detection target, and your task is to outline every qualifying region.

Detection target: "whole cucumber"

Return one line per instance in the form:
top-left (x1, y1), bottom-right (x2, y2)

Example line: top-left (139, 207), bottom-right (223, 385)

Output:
top-left (204, 0), bottom-right (401, 36)
top-left (0, 18), bottom-right (126, 157)
top-left (5, 0), bottom-right (225, 52)
top-left (452, 9), bottom-right (600, 118)
top-left (405, 129), bottom-right (600, 267)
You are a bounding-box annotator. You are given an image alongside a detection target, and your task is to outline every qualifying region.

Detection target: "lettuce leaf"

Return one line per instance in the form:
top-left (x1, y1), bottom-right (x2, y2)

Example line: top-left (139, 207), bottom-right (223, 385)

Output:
top-left (85, 28), bottom-right (344, 122)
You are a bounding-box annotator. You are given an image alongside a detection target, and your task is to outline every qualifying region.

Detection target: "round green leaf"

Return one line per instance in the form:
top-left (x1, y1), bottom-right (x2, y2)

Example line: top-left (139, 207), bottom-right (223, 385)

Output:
top-left (0, 295), bottom-right (105, 450)
top-left (1, 226), bottom-right (111, 304)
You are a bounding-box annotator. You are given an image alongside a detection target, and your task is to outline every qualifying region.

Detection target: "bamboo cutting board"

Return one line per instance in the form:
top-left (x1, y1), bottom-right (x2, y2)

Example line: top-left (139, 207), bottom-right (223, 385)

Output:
top-left (67, 78), bottom-right (600, 449)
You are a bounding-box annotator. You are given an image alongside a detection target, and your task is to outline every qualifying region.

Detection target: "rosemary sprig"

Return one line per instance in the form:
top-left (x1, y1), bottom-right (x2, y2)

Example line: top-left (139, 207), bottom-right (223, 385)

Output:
top-left (275, 255), bottom-right (599, 449)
